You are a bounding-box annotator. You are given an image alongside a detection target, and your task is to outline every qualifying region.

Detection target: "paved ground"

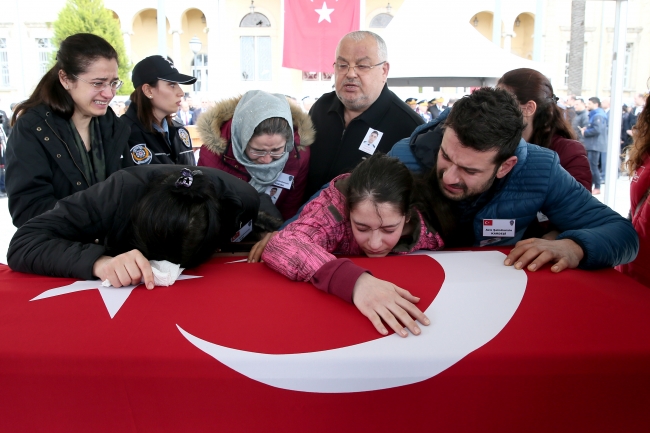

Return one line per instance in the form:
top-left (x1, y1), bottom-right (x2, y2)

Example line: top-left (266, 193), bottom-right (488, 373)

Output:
top-left (0, 176), bottom-right (633, 266)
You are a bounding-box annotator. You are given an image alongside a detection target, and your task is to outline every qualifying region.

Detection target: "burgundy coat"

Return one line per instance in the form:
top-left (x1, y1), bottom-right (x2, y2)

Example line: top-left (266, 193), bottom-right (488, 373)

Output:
top-left (196, 96), bottom-right (314, 220)
top-left (550, 135), bottom-right (591, 190)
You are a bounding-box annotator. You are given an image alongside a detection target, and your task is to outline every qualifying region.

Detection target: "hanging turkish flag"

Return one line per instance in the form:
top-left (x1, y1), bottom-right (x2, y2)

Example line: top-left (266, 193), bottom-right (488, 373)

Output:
top-left (283, 0), bottom-right (360, 73)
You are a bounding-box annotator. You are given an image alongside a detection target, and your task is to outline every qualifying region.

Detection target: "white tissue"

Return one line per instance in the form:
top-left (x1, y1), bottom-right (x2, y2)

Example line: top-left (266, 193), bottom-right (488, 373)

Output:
top-left (150, 260), bottom-right (185, 287)
top-left (100, 260), bottom-right (185, 287)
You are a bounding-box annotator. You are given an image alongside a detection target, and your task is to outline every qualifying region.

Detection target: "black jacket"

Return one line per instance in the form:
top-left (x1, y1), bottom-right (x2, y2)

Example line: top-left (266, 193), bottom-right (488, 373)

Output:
top-left (7, 165), bottom-right (260, 280)
top-left (122, 104), bottom-right (196, 166)
top-left (6, 104), bottom-right (131, 227)
top-left (305, 85), bottom-right (424, 200)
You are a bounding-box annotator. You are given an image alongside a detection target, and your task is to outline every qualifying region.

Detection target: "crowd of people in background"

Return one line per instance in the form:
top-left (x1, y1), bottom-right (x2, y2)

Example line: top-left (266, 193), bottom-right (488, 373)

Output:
top-left (1, 30), bottom-right (648, 337)
top-left (563, 91), bottom-right (647, 195)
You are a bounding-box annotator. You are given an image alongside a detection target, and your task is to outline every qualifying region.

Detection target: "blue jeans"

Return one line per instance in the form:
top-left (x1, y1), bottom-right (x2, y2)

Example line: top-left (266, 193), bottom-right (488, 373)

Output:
top-left (587, 150), bottom-right (601, 189)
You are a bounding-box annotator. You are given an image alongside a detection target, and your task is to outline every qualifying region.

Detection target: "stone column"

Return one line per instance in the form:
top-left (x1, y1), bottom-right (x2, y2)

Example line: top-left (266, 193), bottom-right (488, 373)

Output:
top-left (121, 30), bottom-right (133, 63)
top-left (502, 31), bottom-right (515, 52)
top-left (171, 29), bottom-right (182, 67)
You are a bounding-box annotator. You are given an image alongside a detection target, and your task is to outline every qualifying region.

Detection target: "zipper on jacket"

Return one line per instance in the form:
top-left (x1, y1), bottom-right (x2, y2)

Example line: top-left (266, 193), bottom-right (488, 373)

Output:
top-left (45, 118), bottom-right (90, 187)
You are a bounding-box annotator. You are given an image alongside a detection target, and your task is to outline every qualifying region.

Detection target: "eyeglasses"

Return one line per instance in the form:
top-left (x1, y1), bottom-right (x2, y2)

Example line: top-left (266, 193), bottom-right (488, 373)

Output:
top-left (333, 61), bottom-right (386, 75)
top-left (72, 74), bottom-right (123, 92)
top-left (247, 147), bottom-right (286, 158)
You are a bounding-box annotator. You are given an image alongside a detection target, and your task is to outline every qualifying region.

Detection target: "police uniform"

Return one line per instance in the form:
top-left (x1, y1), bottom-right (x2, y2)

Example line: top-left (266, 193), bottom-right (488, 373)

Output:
top-left (122, 103), bottom-right (196, 166)
top-left (125, 55), bottom-right (198, 166)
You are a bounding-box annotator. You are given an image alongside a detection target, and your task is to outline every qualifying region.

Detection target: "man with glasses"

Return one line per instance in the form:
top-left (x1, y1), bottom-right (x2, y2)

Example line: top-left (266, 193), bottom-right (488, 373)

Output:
top-left (303, 30), bottom-right (423, 201)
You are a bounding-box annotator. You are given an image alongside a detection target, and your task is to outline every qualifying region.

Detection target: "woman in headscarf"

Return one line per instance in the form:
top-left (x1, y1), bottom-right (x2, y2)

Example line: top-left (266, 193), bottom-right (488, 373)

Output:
top-left (197, 90), bottom-right (314, 221)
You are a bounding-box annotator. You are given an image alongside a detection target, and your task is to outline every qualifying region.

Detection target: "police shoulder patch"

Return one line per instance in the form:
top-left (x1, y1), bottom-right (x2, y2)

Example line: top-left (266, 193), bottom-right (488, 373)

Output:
top-left (178, 129), bottom-right (192, 148)
top-left (131, 143), bottom-right (152, 165)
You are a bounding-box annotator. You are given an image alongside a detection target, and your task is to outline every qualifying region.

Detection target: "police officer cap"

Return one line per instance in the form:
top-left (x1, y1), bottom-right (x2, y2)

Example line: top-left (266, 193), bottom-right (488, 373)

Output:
top-left (132, 55), bottom-right (197, 88)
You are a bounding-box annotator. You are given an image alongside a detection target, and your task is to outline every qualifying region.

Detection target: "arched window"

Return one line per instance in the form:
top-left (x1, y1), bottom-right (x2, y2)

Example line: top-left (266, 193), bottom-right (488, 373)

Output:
top-left (240, 10), bottom-right (272, 81)
top-left (369, 13), bottom-right (393, 28)
top-left (192, 54), bottom-right (208, 92)
top-left (36, 38), bottom-right (53, 76)
top-left (240, 12), bottom-right (270, 27)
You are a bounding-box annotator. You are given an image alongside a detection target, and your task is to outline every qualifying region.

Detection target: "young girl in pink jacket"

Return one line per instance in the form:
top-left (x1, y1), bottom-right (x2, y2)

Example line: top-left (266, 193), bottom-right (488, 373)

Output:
top-left (262, 154), bottom-right (445, 337)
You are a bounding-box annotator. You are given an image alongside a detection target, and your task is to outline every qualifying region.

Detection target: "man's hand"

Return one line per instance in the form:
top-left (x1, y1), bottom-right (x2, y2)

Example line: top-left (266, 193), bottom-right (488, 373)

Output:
top-left (352, 273), bottom-right (430, 337)
top-left (92, 249), bottom-right (154, 289)
top-left (248, 232), bottom-right (277, 263)
top-left (504, 238), bottom-right (584, 273)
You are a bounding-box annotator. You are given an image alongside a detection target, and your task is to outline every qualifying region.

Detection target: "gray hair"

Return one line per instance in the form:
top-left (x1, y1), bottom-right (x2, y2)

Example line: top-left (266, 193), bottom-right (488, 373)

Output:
top-left (336, 31), bottom-right (388, 62)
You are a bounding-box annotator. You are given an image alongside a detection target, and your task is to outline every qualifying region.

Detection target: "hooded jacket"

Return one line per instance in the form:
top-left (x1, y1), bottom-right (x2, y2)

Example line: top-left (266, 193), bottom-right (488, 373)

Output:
top-left (6, 104), bottom-right (131, 227)
top-left (197, 94), bottom-right (314, 220)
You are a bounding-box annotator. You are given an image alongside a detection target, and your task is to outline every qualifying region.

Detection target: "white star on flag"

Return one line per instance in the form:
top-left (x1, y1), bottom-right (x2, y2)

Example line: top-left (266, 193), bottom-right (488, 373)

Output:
top-left (30, 275), bottom-right (202, 319)
top-left (315, 2), bottom-right (335, 23)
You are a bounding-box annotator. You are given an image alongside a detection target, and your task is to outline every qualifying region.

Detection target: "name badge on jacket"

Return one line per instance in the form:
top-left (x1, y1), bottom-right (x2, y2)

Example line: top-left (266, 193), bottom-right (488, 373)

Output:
top-left (482, 219), bottom-right (515, 237)
top-left (231, 220), bottom-right (253, 242)
top-left (273, 173), bottom-right (294, 190)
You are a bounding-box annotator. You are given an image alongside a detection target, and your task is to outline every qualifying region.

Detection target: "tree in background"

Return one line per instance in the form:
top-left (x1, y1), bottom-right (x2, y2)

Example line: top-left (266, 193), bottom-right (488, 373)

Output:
top-left (53, 0), bottom-right (133, 95)
top-left (567, 0), bottom-right (586, 96)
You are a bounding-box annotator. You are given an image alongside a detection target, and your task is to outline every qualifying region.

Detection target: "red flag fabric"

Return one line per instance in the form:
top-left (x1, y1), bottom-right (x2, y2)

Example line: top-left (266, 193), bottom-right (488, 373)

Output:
top-left (283, 0), bottom-right (360, 73)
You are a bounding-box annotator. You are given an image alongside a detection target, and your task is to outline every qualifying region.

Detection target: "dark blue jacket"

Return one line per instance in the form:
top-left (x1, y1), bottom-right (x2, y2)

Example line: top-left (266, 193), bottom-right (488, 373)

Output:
top-left (391, 112), bottom-right (638, 269)
top-left (583, 107), bottom-right (608, 152)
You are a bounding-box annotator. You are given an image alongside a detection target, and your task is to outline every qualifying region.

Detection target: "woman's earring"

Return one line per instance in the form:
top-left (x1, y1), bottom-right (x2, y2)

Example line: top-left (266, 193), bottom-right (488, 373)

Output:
top-left (148, 95), bottom-right (153, 99)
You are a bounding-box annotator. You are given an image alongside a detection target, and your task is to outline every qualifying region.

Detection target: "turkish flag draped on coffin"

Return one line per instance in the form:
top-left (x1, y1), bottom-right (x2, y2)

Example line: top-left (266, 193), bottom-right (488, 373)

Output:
top-left (283, 0), bottom-right (360, 73)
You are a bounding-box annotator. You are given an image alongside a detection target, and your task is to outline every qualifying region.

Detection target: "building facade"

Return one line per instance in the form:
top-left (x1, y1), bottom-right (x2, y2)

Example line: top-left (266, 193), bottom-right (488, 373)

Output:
top-left (0, 0), bottom-right (648, 109)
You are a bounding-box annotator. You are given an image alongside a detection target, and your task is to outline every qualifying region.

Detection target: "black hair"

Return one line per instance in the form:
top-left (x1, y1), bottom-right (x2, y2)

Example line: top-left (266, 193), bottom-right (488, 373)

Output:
top-left (129, 80), bottom-right (173, 133)
top-left (443, 87), bottom-right (524, 165)
top-left (589, 96), bottom-right (601, 107)
top-left (413, 171), bottom-right (457, 241)
top-left (130, 170), bottom-right (221, 268)
top-left (344, 153), bottom-right (455, 240)
top-left (251, 117), bottom-right (293, 145)
top-left (12, 33), bottom-right (118, 124)
top-left (497, 68), bottom-right (576, 148)
top-left (345, 153), bottom-right (413, 218)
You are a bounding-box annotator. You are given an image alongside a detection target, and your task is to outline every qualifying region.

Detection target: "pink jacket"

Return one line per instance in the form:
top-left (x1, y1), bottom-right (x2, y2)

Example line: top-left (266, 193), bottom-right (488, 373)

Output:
top-left (262, 174), bottom-right (445, 302)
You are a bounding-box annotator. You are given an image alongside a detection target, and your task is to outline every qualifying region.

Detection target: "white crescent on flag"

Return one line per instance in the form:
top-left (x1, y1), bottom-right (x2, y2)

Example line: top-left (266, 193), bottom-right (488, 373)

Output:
top-left (178, 251), bottom-right (527, 393)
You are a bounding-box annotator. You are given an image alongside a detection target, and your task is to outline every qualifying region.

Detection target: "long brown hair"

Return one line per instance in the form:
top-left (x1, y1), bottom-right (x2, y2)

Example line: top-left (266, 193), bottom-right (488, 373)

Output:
top-left (12, 33), bottom-right (118, 124)
top-left (498, 68), bottom-right (576, 148)
top-left (129, 82), bottom-right (173, 133)
top-left (626, 93), bottom-right (650, 174)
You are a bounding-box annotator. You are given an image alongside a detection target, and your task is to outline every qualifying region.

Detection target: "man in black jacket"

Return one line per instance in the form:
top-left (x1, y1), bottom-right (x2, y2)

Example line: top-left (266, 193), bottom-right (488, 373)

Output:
top-left (304, 30), bottom-right (423, 200)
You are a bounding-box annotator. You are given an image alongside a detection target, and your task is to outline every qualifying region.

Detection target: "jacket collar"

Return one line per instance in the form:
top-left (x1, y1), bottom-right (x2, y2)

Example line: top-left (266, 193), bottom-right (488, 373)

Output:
top-left (327, 84), bottom-right (394, 125)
